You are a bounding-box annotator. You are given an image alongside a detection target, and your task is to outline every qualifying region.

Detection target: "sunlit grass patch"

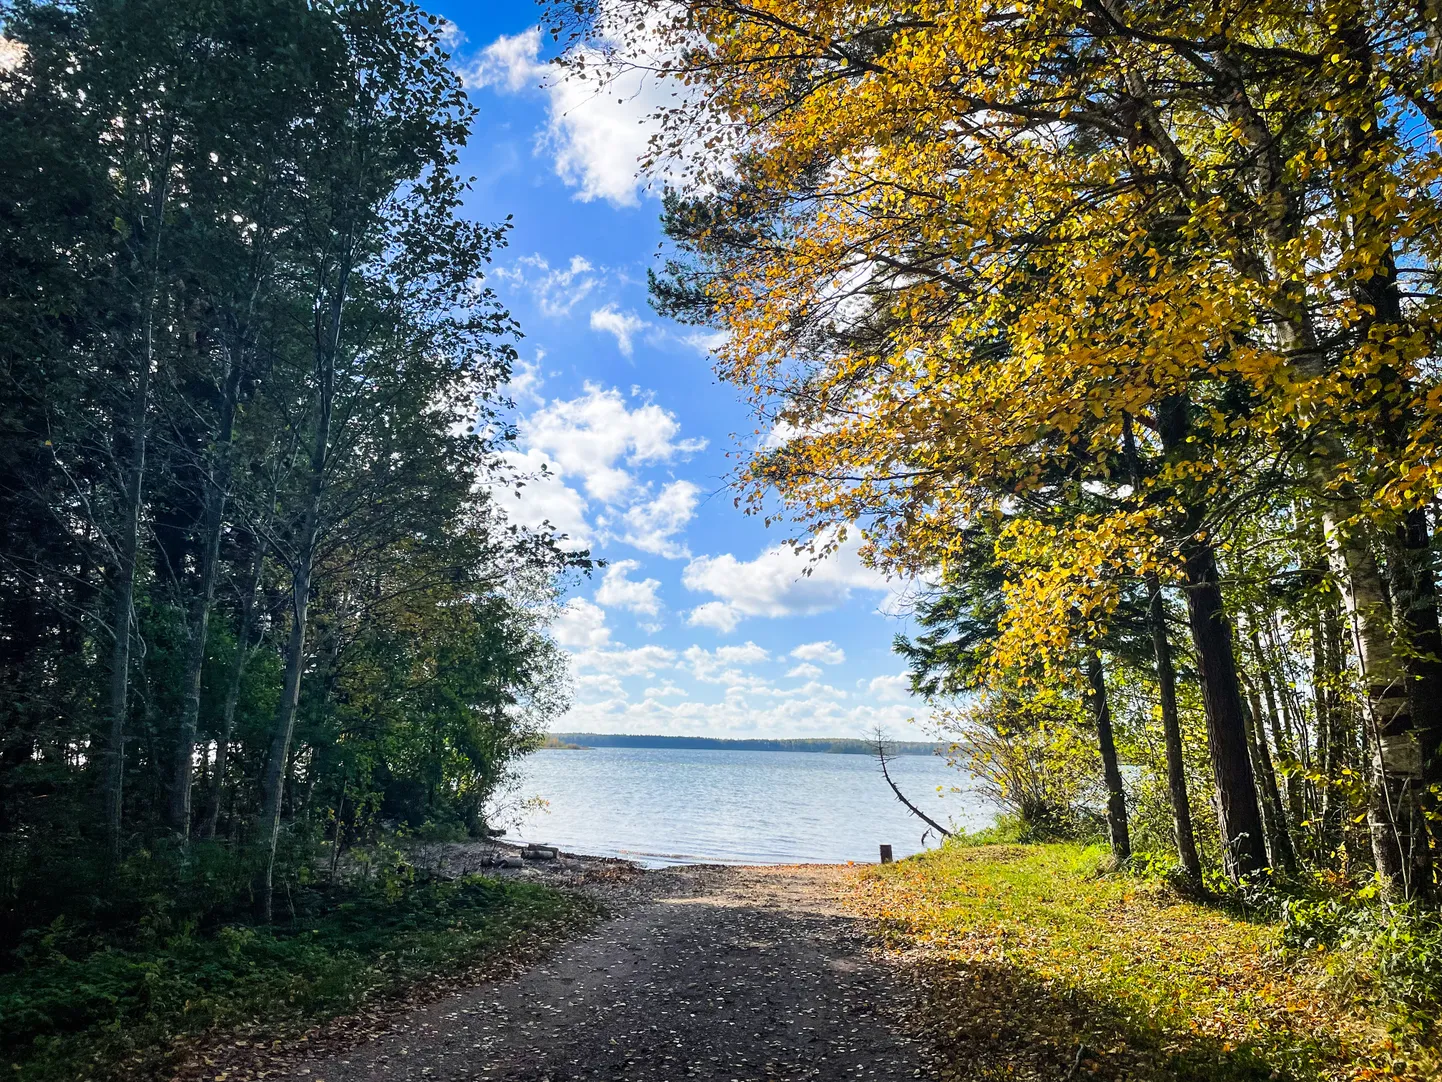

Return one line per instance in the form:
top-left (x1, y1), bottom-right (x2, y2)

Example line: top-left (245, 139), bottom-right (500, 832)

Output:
top-left (850, 842), bottom-right (1437, 1081)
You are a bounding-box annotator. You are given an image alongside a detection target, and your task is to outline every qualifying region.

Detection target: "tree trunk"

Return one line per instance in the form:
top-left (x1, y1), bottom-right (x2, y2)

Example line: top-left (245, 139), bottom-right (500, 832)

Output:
top-left (1271, 230), bottom-right (1430, 897)
top-left (1338, 73), bottom-right (1442, 840)
top-left (1264, 614), bottom-right (1314, 827)
top-left (1085, 650), bottom-right (1130, 863)
top-left (1146, 570), bottom-right (1203, 883)
top-left (255, 520), bottom-right (318, 922)
top-left (1211, 25), bottom-right (1430, 896)
top-left (1153, 397), bottom-right (1269, 878)
top-left (1315, 593), bottom-right (1349, 853)
top-left (1179, 540), bottom-right (1271, 878)
top-left (103, 140), bottom-right (175, 857)
top-left (1240, 670), bottom-right (1297, 876)
top-left (1250, 625), bottom-right (1303, 826)
top-left (254, 272), bottom-right (346, 922)
top-left (1122, 415), bottom-right (1201, 881)
top-left (329, 765), bottom-right (349, 879)
top-left (1320, 503), bottom-right (1431, 901)
top-left (200, 535), bottom-right (266, 840)
top-left (167, 344), bottom-right (246, 837)
top-left (103, 354), bottom-right (149, 859)
top-left (1390, 510), bottom-right (1442, 796)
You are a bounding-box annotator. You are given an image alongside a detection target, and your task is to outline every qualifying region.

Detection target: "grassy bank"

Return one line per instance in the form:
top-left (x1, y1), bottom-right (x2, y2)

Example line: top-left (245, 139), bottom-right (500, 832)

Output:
top-left (850, 842), bottom-right (1439, 1082)
top-left (0, 874), bottom-right (598, 1082)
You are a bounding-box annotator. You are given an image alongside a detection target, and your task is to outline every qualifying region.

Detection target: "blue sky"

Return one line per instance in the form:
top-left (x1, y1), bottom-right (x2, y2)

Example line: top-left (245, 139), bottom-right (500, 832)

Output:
top-left (436, 2), bottom-right (925, 738)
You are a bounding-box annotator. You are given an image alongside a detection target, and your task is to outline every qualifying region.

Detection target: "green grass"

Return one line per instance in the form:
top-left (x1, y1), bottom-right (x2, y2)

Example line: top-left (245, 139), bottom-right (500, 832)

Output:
top-left (0, 875), bottom-right (598, 1081)
top-left (850, 842), bottom-right (1438, 1081)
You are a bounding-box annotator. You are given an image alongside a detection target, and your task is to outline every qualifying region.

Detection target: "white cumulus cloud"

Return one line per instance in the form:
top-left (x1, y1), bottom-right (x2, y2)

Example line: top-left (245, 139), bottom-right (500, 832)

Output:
top-left (460, 25), bottom-right (546, 93)
top-left (505, 352), bottom-right (546, 407)
top-left (553, 683), bottom-right (924, 741)
top-left (460, 23), bottom-right (673, 207)
top-left (573, 643), bottom-right (677, 677)
top-left (552, 597), bottom-right (610, 650)
top-left (500, 447), bottom-right (591, 549)
top-left (621, 479), bottom-right (699, 558)
top-left (790, 641), bottom-right (845, 665)
top-left (497, 385), bottom-right (706, 562)
top-left (522, 384), bottom-right (704, 505)
top-left (681, 533), bottom-right (889, 630)
top-left (683, 643), bottom-right (771, 687)
top-left (686, 601), bottom-right (741, 634)
top-left (596, 560), bottom-right (662, 617)
top-left (867, 674), bottom-right (913, 703)
top-left (716, 642), bottom-right (769, 665)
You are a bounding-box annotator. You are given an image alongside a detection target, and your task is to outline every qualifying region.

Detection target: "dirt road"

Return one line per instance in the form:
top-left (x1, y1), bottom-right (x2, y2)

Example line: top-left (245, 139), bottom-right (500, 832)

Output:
top-left (269, 864), bottom-right (928, 1081)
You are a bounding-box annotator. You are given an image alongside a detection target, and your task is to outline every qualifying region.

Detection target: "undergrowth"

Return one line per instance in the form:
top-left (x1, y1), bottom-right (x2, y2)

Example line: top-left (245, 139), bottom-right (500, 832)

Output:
top-left (851, 840), bottom-right (1440, 1081)
top-left (1278, 893), bottom-right (1442, 1043)
top-left (0, 870), bottom-right (597, 1081)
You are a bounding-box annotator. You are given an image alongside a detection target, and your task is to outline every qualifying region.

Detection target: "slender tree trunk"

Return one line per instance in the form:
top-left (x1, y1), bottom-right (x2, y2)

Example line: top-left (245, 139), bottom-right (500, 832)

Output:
top-left (1146, 571), bottom-right (1203, 883)
top-left (103, 353), bottom-right (150, 859)
top-left (1085, 650), bottom-right (1130, 863)
top-left (1239, 678), bottom-right (1281, 861)
top-left (168, 345), bottom-right (246, 836)
top-left (255, 522), bottom-right (318, 922)
top-left (255, 272), bottom-right (346, 922)
top-left (329, 764), bottom-right (348, 880)
top-left (1147, 577), bottom-right (1205, 882)
top-left (1312, 614), bottom-right (1332, 842)
top-left (1250, 625), bottom-right (1303, 825)
top-left (103, 142), bottom-right (175, 857)
top-left (873, 729), bottom-right (954, 841)
top-left (1240, 669), bottom-right (1297, 875)
top-left (1264, 615), bottom-right (1314, 826)
top-left (1315, 595), bottom-right (1349, 852)
top-left (1123, 416), bottom-right (1202, 881)
top-left (200, 535), bottom-right (266, 840)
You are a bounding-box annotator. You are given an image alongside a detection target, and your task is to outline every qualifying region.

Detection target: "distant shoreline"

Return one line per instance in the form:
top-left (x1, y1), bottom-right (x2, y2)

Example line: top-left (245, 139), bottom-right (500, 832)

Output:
top-left (544, 733), bottom-right (945, 756)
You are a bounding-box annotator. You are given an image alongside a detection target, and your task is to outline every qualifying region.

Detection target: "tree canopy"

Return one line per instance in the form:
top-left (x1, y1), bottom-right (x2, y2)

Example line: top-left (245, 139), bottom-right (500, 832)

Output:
top-left (553, 0), bottom-right (1442, 900)
top-left (0, 0), bottom-right (587, 933)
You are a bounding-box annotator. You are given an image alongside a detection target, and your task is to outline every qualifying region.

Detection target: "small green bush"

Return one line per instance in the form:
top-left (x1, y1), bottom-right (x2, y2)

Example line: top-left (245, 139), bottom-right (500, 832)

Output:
top-left (1281, 894), bottom-right (1442, 1037)
top-left (946, 809), bottom-right (1102, 847)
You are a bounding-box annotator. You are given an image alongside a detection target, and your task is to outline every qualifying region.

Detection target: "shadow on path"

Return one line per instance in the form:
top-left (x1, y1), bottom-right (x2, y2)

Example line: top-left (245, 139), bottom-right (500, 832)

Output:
top-left (910, 956), bottom-right (1295, 1082)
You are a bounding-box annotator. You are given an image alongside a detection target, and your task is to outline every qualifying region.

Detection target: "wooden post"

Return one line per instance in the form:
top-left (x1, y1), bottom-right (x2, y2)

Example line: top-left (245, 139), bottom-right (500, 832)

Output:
top-left (879, 844), bottom-right (893, 864)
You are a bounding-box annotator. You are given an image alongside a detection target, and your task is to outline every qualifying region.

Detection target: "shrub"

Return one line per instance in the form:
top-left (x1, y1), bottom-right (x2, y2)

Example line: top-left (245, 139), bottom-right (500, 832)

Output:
top-left (934, 693), bottom-right (1106, 838)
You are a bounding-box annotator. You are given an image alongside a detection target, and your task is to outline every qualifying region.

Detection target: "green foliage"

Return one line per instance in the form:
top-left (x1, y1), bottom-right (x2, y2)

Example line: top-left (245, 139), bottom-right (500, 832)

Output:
top-left (934, 694), bottom-right (1107, 839)
top-left (0, 873), bottom-right (596, 1082)
top-left (941, 811), bottom-right (1070, 847)
top-left (1281, 895), bottom-right (1442, 1039)
top-left (857, 842), bottom-right (1441, 1081)
top-left (0, 0), bottom-right (589, 946)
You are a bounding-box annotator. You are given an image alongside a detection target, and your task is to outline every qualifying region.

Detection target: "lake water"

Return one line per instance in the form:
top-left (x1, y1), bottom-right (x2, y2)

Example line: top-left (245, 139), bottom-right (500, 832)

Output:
top-left (501, 746), bottom-right (995, 866)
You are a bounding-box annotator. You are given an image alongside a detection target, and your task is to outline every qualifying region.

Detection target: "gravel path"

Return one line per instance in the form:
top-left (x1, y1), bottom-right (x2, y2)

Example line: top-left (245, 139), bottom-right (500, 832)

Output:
top-left (271, 864), bottom-right (929, 1082)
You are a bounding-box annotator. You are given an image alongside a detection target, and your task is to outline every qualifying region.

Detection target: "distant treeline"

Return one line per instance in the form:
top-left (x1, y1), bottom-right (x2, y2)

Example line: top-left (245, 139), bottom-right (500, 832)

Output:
top-left (548, 733), bottom-right (943, 756)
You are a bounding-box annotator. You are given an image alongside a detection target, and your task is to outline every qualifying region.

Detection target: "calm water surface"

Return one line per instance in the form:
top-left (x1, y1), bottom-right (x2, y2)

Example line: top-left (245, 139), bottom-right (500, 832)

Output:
top-left (501, 746), bottom-right (994, 866)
